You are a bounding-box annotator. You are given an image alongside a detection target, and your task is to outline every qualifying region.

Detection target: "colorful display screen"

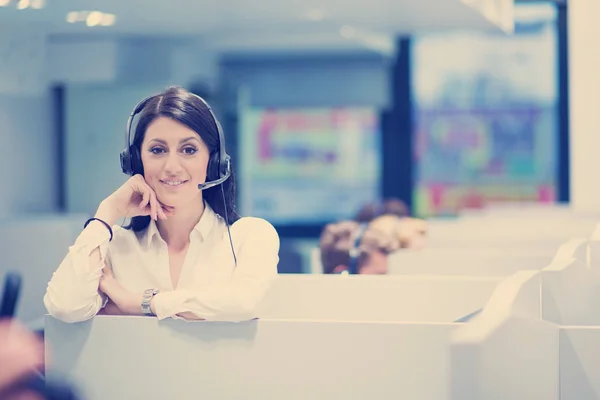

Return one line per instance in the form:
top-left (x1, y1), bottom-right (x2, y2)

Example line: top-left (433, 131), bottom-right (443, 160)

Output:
top-left (411, 3), bottom-right (559, 216)
top-left (239, 108), bottom-right (381, 224)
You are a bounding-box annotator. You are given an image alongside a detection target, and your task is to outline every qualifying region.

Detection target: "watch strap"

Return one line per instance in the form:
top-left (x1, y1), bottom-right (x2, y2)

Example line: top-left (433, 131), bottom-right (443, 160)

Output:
top-left (141, 288), bottom-right (159, 315)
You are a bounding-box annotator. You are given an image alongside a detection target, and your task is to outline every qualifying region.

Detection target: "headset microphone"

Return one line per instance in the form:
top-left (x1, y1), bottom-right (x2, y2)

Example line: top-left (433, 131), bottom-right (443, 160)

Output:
top-left (198, 173), bottom-right (230, 190)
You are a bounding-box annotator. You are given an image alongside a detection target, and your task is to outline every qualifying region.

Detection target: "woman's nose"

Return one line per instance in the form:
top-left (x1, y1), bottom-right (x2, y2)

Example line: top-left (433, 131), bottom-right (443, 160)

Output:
top-left (164, 152), bottom-right (183, 173)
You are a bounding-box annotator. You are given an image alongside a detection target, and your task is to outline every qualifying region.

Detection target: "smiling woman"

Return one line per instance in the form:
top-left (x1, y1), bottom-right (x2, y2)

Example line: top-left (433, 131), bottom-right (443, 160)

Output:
top-left (43, 86), bottom-right (280, 323)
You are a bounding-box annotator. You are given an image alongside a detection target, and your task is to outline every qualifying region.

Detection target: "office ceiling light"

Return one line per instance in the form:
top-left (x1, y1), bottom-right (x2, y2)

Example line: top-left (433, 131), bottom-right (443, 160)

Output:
top-left (86, 11), bottom-right (103, 26)
top-left (66, 11), bottom-right (81, 23)
top-left (339, 25), bottom-right (356, 38)
top-left (100, 13), bottom-right (115, 26)
top-left (306, 8), bottom-right (325, 21)
top-left (16, 0), bottom-right (29, 9)
top-left (66, 10), bottom-right (116, 27)
top-left (0, 0), bottom-right (43, 8)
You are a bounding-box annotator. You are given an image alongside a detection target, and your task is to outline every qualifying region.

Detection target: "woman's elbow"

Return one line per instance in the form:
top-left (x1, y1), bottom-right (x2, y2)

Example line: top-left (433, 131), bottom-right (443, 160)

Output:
top-left (223, 281), bottom-right (275, 322)
top-left (219, 300), bottom-right (262, 322)
top-left (43, 293), bottom-right (99, 323)
top-left (187, 301), bottom-right (259, 323)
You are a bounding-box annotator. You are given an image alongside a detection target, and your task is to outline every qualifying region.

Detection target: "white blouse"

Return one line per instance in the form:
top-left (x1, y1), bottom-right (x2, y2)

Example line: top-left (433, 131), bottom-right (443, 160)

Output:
top-left (43, 204), bottom-right (280, 323)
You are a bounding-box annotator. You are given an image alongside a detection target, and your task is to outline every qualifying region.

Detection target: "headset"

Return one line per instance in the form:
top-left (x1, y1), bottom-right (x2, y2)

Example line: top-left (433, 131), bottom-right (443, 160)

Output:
top-left (119, 91), bottom-right (237, 265)
top-left (347, 222), bottom-right (368, 274)
top-left (120, 93), bottom-right (232, 191)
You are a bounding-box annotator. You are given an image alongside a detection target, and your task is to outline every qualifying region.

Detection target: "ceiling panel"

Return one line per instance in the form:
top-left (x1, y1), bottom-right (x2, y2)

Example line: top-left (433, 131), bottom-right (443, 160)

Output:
top-left (0, 0), bottom-right (514, 51)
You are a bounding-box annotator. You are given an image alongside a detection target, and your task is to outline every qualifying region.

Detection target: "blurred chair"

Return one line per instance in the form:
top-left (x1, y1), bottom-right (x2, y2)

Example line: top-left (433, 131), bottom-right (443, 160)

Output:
top-left (276, 245), bottom-right (304, 274)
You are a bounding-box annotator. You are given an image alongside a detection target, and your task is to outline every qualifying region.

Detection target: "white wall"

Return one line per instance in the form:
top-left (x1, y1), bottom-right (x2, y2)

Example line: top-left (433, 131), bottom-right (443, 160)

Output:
top-left (0, 26), bottom-right (57, 216)
top-left (0, 92), bottom-right (57, 216)
top-left (46, 38), bottom-right (119, 84)
top-left (569, 0), bottom-right (600, 213)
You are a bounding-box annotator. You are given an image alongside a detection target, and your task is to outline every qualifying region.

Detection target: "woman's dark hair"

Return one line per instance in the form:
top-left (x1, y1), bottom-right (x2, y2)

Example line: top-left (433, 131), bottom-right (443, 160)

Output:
top-left (354, 198), bottom-right (409, 223)
top-left (124, 86), bottom-right (240, 232)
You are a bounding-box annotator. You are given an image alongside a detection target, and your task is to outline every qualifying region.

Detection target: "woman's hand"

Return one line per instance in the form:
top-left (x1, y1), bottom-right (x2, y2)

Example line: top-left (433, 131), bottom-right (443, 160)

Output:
top-left (176, 312), bottom-right (205, 321)
top-left (98, 174), bottom-right (175, 225)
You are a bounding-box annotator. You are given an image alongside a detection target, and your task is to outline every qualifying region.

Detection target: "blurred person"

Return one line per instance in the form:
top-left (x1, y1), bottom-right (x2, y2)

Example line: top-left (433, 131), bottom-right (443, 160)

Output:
top-left (44, 86), bottom-right (280, 323)
top-left (319, 217), bottom-right (400, 275)
top-left (0, 320), bottom-right (43, 400)
top-left (355, 198), bottom-right (427, 249)
top-left (320, 214), bottom-right (427, 275)
top-left (395, 217), bottom-right (427, 249)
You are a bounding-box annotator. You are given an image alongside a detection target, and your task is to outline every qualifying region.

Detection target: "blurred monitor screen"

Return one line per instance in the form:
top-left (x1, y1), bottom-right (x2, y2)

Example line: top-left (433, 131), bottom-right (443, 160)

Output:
top-left (411, 3), bottom-right (559, 217)
top-left (239, 108), bottom-right (381, 225)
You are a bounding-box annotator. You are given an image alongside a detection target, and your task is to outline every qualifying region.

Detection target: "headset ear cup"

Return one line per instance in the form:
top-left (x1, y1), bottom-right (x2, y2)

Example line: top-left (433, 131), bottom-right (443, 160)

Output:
top-left (206, 152), bottom-right (220, 182)
top-left (130, 146), bottom-right (143, 176)
top-left (220, 154), bottom-right (231, 177)
top-left (120, 149), bottom-right (131, 175)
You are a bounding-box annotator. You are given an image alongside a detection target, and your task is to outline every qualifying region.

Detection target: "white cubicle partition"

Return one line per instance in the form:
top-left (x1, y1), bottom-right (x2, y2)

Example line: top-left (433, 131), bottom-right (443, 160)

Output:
top-left (424, 236), bottom-right (570, 251)
top-left (514, 234), bottom-right (600, 399)
top-left (559, 326), bottom-right (600, 400)
top-left (387, 249), bottom-right (553, 277)
top-left (311, 245), bottom-right (557, 276)
top-left (0, 214), bottom-right (88, 322)
top-left (450, 236), bottom-right (599, 400)
top-left (44, 271), bottom-right (544, 400)
top-left (540, 238), bottom-right (600, 326)
top-left (586, 222), bottom-right (600, 274)
top-left (450, 270), bottom-right (558, 400)
top-left (259, 274), bottom-right (501, 323)
top-left (44, 270), bottom-right (545, 400)
top-left (537, 236), bottom-right (600, 399)
top-left (403, 235), bottom-right (586, 281)
top-left (424, 217), bottom-right (596, 248)
top-left (46, 316), bottom-right (459, 400)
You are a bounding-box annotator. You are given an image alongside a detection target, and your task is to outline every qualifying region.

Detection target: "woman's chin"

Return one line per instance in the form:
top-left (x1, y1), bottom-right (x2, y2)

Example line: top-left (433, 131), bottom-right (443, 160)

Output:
top-left (157, 192), bottom-right (198, 209)
top-left (155, 192), bottom-right (179, 206)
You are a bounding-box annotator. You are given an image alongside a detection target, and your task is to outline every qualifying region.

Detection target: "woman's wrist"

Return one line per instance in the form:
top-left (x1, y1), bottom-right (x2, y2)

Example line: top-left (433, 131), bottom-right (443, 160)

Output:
top-left (123, 293), bottom-right (144, 315)
top-left (94, 200), bottom-right (121, 227)
top-left (110, 288), bottom-right (142, 315)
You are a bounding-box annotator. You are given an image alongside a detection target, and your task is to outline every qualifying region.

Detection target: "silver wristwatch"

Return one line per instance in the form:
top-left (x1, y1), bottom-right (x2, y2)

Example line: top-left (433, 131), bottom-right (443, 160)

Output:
top-left (141, 288), bottom-right (159, 315)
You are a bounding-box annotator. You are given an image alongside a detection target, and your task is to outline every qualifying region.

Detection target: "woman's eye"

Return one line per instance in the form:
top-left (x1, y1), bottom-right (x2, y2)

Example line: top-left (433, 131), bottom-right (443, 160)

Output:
top-left (149, 147), bottom-right (196, 155)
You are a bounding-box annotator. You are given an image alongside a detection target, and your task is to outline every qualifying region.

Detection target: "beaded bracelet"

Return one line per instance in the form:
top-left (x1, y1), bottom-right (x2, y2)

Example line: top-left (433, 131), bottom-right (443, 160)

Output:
top-left (84, 217), bottom-right (113, 241)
